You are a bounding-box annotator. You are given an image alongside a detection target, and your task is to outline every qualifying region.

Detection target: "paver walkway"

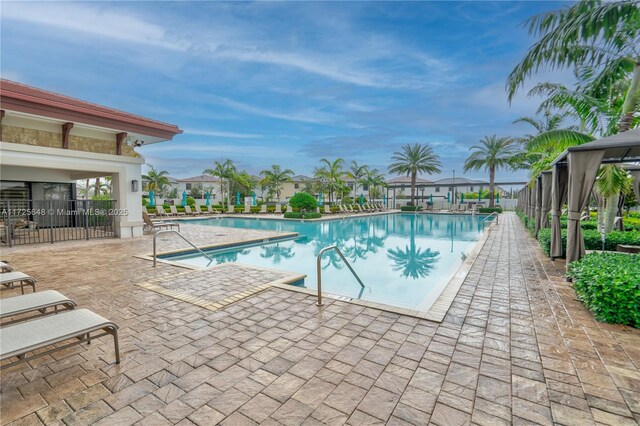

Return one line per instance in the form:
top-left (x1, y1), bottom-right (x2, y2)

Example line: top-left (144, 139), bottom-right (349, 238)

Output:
top-left (1, 212), bottom-right (638, 425)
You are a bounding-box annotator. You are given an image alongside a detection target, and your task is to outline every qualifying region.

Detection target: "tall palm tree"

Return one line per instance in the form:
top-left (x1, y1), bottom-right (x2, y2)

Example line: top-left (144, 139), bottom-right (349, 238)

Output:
top-left (260, 165), bottom-right (294, 201)
top-left (596, 165), bottom-right (632, 232)
top-left (463, 136), bottom-right (518, 207)
top-left (204, 159), bottom-right (236, 205)
top-left (362, 168), bottom-right (387, 201)
top-left (346, 161), bottom-right (368, 198)
top-left (142, 166), bottom-right (170, 196)
top-left (507, 0), bottom-right (640, 132)
top-left (314, 158), bottom-right (345, 203)
top-left (388, 144), bottom-right (441, 206)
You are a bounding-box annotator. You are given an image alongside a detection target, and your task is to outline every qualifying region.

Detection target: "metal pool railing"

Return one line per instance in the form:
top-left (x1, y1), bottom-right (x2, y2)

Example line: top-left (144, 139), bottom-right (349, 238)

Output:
top-left (482, 212), bottom-right (499, 230)
top-left (152, 229), bottom-right (214, 267)
top-left (316, 245), bottom-right (365, 306)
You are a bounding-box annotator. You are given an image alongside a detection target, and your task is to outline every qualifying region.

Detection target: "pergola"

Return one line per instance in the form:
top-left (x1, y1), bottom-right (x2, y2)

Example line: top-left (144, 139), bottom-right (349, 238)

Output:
top-left (517, 128), bottom-right (640, 267)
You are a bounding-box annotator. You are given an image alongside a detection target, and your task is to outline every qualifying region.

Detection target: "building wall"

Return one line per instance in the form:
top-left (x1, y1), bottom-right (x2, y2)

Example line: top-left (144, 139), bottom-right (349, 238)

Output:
top-left (1, 142), bottom-right (145, 238)
top-left (1, 115), bottom-right (137, 157)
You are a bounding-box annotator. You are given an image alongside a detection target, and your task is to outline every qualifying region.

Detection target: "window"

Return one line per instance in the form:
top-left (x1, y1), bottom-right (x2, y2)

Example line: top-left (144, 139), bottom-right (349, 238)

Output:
top-left (470, 186), bottom-right (474, 192)
top-left (435, 186), bottom-right (440, 193)
top-left (362, 185), bottom-right (369, 191)
top-left (449, 186), bottom-right (453, 192)
top-left (294, 183), bottom-right (299, 189)
top-left (186, 183), bottom-right (192, 190)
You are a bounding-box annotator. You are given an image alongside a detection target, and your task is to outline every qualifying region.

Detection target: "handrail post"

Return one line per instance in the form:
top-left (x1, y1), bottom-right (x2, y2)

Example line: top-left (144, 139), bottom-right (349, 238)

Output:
top-left (316, 254), bottom-right (323, 306)
top-left (316, 245), bottom-right (365, 306)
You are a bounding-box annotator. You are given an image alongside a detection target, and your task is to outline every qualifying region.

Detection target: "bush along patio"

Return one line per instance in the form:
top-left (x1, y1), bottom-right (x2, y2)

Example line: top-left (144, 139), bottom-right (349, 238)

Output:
top-left (567, 252), bottom-right (640, 328)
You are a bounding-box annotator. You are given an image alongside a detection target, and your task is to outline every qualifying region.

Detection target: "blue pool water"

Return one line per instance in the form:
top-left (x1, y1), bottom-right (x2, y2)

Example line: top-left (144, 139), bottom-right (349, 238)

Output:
top-left (162, 214), bottom-right (487, 311)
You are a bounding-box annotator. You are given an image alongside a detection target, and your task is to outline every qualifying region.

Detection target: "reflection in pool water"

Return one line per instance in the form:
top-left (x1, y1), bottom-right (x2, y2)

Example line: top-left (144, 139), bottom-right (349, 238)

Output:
top-left (165, 213), bottom-right (486, 311)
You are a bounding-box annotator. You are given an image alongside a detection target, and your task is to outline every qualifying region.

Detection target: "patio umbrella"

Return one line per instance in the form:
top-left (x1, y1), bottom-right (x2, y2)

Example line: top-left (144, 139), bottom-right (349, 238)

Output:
top-left (460, 193), bottom-right (464, 203)
top-left (430, 194), bottom-right (433, 204)
top-left (447, 192), bottom-right (450, 203)
top-left (252, 192), bottom-right (256, 206)
top-left (318, 191), bottom-right (322, 207)
top-left (383, 194), bottom-right (387, 206)
top-left (149, 190), bottom-right (155, 207)
top-left (205, 192), bottom-right (210, 206)
top-left (360, 194), bottom-right (364, 205)
top-left (181, 191), bottom-right (187, 206)
top-left (496, 192), bottom-right (500, 203)
top-left (236, 191), bottom-right (241, 205)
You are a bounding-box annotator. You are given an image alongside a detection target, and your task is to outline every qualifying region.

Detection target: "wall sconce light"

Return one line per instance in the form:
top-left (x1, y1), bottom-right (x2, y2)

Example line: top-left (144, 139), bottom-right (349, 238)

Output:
top-left (131, 180), bottom-right (139, 192)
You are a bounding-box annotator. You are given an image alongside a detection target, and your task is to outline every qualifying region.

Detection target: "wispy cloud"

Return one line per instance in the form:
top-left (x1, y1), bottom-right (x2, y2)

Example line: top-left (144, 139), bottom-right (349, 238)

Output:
top-left (184, 128), bottom-right (263, 139)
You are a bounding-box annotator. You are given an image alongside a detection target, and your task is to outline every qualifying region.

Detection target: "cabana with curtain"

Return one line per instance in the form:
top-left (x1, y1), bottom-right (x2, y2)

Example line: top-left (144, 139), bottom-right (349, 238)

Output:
top-left (548, 129), bottom-right (640, 267)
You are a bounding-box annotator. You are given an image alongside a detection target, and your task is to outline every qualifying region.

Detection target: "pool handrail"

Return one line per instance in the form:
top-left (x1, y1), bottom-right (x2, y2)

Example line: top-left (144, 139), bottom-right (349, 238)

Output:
top-left (153, 229), bottom-right (215, 267)
top-left (316, 245), bottom-right (365, 306)
top-left (482, 212), bottom-right (499, 230)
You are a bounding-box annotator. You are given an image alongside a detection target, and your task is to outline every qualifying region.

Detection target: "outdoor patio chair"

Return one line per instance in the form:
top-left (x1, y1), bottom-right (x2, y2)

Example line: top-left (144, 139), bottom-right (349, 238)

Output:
top-left (324, 205), bottom-right (332, 214)
top-left (206, 205), bottom-right (220, 215)
top-left (0, 261), bottom-right (13, 272)
top-left (458, 204), bottom-right (468, 213)
top-left (144, 206), bottom-right (156, 218)
top-left (243, 205), bottom-right (251, 214)
top-left (184, 205), bottom-right (197, 216)
top-left (156, 206), bottom-right (172, 217)
top-left (0, 290), bottom-right (76, 325)
top-left (227, 205), bottom-right (236, 214)
top-left (194, 205), bottom-right (206, 215)
top-left (169, 205), bottom-right (185, 217)
top-left (1, 272), bottom-right (37, 294)
top-left (274, 204), bottom-right (282, 214)
top-left (0, 308), bottom-right (120, 369)
top-left (259, 205), bottom-right (267, 214)
top-left (143, 212), bottom-right (180, 233)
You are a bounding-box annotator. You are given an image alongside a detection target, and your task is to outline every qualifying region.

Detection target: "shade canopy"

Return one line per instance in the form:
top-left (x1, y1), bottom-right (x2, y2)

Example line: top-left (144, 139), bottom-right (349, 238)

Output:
top-left (551, 128), bottom-right (640, 166)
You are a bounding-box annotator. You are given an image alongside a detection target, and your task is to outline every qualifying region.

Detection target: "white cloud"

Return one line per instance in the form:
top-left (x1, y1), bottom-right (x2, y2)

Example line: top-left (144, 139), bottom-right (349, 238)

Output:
top-left (184, 128), bottom-right (263, 139)
top-left (1, 2), bottom-right (188, 51)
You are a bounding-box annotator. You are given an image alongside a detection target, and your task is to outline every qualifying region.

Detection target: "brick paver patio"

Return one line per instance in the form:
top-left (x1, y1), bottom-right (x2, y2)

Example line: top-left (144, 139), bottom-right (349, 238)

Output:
top-left (1, 213), bottom-right (639, 425)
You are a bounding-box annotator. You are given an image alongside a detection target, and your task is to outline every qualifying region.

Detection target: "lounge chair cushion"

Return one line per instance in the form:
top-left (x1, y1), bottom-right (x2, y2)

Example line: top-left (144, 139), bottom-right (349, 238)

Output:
top-left (1, 272), bottom-right (36, 285)
top-left (0, 309), bottom-right (117, 360)
top-left (0, 290), bottom-right (75, 319)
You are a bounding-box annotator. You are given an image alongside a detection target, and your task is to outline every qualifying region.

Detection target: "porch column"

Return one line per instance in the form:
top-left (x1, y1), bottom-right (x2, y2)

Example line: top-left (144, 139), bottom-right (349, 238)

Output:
top-left (111, 162), bottom-right (144, 238)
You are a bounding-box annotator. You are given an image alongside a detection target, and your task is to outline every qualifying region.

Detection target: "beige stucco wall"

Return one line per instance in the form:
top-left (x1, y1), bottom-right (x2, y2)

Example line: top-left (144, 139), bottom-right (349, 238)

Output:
top-left (1, 124), bottom-right (137, 157)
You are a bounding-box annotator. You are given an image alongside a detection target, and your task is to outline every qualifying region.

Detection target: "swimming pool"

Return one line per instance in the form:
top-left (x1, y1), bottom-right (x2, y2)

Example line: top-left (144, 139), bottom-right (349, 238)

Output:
top-left (160, 213), bottom-right (488, 312)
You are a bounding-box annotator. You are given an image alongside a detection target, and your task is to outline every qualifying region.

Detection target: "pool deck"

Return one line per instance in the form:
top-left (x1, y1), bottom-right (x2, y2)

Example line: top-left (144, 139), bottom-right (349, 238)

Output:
top-left (1, 212), bottom-right (639, 425)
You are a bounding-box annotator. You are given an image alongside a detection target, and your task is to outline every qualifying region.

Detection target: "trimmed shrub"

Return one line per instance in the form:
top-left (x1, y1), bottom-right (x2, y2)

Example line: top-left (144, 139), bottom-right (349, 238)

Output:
top-left (478, 207), bottom-right (503, 214)
top-left (186, 196), bottom-right (196, 206)
top-left (537, 228), bottom-right (640, 257)
top-left (342, 197), bottom-right (353, 204)
top-left (284, 211), bottom-right (322, 219)
top-left (289, 192), bottom-right (318, 212)
top-left (567, 252), bottom-right (640, 327)
top-left (400, 205), bottom-right (422, 212)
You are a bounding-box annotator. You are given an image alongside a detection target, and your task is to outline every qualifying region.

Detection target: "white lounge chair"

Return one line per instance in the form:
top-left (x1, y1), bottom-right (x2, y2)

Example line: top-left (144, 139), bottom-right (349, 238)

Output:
top-left (0, 261), bottom-right (13, 273)
top-left (170, 205), bottom-right (185, 217)
top-left (184, 205), bottom-right (197, 216)
top-left (206, 205), bottom-right (219, 215)
top-left (0, 308), bottom-right (120, 369)
top-left (275, 204), bottom-right (282, 214)
top-left (156, 206), bottom-right (172, 217)
top-left (324, 205), bottom-right (332, 214)
top-left (194, 205), bottom-right (206, 215)
top-left (0, 290), bottom-right (76, 325)
top-left (144, 206), bottom-right (157, 218)
top-left (1, 272), bottom-right (36, 294)
top-left (243, 205), bottom-right (251, 214)
top-left (227, 205), bottom-right (236, 214)
top-left (259, 205), bottom-right (267, 214)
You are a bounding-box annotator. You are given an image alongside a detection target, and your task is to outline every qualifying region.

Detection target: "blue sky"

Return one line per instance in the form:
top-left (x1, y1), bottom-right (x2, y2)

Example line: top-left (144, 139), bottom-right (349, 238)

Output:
top-left (2, 1), bottom-right (574, 182)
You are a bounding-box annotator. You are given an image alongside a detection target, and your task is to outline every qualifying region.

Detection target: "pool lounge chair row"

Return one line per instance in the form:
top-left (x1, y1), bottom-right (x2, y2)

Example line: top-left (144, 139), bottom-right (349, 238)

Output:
top-left (336, 203), bottom-right (388, 214)
top-left (0, 264), bottom-right (120, 369)
top-left (146, 204), bottom-right (222, 218)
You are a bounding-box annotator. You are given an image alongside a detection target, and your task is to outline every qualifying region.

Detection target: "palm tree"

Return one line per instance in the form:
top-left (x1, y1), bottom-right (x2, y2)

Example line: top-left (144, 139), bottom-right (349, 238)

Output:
top-left (507, 0), bottom-right (640, 132)
top-left (388, 144), bottom-right (441, 205)
top-left (260, 165), bottom-right (294, 201)
top-left (142, 166), bottom-right (170, 196)
top-left (204, 159), bottom-right (236, 205)
top-left (596, 165), bottom-right (632, 232)
top-left (89, 177), bottom-right (112, 198)
top-left (346, 161), bottom-right (368, 198)
top-left (314, 158), bottom-right (345, 203)
top-left (362, 168), bottom-right (386, 201)
top-left (463, 136), bottom-right (518, 207)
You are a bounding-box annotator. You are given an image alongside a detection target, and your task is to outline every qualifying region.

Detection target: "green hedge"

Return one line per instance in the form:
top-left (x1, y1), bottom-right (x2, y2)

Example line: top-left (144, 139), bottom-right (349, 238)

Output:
top-left (400, 206), bottom-right (422, 212)
top-left (284, 212), bottom-right (322, 219)
top-left (478, 207), bottom-right (503, 214)
top-left (537, 228), bottom-right (640, 257)
top-left (567, 252), bottom-right (640, 327)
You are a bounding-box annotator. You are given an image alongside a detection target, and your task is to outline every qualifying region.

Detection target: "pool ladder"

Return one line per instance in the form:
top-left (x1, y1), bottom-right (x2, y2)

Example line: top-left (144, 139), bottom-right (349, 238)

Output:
top-left (316, 245), bottom-right (365, 306)
top-left (481, 212), bottom-right (499, 230)
top-left (152, 229), bottom-right (215, 267)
